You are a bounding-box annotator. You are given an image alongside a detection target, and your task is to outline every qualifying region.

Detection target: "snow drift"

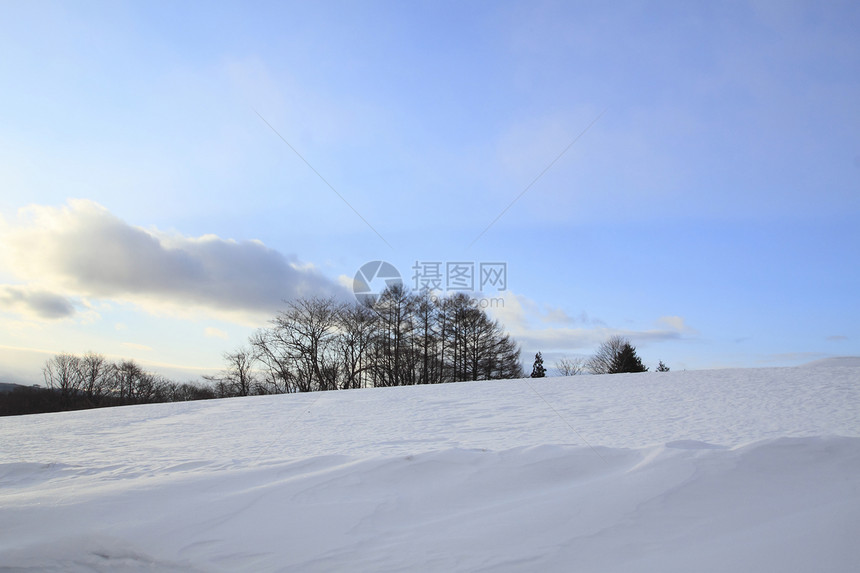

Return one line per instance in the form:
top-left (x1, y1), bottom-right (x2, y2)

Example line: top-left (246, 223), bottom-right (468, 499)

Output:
top-left (1, 365), bottom-right (858, 572)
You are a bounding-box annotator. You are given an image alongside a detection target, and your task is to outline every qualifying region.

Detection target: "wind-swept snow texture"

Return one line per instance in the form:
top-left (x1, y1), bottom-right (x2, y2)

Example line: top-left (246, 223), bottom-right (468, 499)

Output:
top-left (2, 365), bottom-right (859, 572)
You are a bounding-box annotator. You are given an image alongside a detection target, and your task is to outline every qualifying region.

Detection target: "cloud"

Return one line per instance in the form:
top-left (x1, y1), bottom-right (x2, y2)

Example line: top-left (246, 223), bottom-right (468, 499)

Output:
top-left (489, 291), bottom-right (692, 357)
top-left (657, 315), bottom-right (697, 334)
top-left (122, 342), bottom-right (152, 351)
top-left (490, 292), bottom-right (606, 332)
top-left (204, 327), bottom-right (229, 340)
top-left (0, 200), bottom-right (349, 321)
top-left (826, 335), bottom-right (849, 342)
top-left (510, 325), bottom-right (684, 355)
top-left (543, 309), bottom-right (606, 327)
top-left (0, 285), bottom-right (75, 320)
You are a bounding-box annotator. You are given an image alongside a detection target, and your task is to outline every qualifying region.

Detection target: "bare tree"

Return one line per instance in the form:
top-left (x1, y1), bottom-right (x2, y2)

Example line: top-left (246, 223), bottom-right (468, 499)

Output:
top-left (27, 352), bottom-right (214, 414)
top-left (489, 333), bottom-right (524, 380)
top-left (555, 357), bottom-right (585, 376)
top-left (205, 347), bottom-right (256, 397)
top-left (78, 352), bottom-right (110, 405)
top-left (435, 292), bottom-right (522, 382)
top-left (413, 290), bottom-right (439, 385)
top-left (373, 285), bottom-right (416, 387)
top-left (249, 297), bottom-right (341, 393)
top-left (228, 348), bottom-right (257, 396)
top-left (112, 359), bottom-right (146, 403)
top-left (586, 335), bottom-right (627, 375)
top-left (28, 282), bottom-right (533, 413)
top-left (278, 297), bottom-right (340, 391)
top-left (42, 353), bottom-right (82, 405)
top-left (336, 302), bottom-right (378, 389)
top-left (135, 372), bottom-right (171, 403)
top-left (441, 292), bottom-right (475, 382)
top-left (243, 290), bottom-right (524, 393)
top-left (250, 328), bottom-right (295, 394)
top-left (168, 381), bottom-right (217, 401)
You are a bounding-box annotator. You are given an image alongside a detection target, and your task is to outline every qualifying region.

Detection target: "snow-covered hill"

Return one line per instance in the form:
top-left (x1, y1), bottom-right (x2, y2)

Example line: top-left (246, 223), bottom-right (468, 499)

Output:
top-left (1, 365), bottom-right (859, 572)
top-left (801, 355), bottom-right (860, 368)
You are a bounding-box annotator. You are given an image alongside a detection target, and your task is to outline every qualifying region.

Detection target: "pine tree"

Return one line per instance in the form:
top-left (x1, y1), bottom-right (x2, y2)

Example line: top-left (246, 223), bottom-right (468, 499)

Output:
top-left (531, 352), bottom-right (546, 378)
top-left (608, 342), bottom-right (648, 373)
top-left (586, 335), bottom-right (626, 374)
top-left (656, 360), bottom-right (670, 372)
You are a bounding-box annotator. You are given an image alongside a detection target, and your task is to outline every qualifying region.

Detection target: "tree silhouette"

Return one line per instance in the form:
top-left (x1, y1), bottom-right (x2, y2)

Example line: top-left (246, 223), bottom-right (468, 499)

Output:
top-left (531, 352), bottom-right (546, 378)
top-left (608, 342), bottom-right (648, 373)
top-left (555, 357), bottom-right (584, 376)
top-left (586, 335), bottom-right (626, 374)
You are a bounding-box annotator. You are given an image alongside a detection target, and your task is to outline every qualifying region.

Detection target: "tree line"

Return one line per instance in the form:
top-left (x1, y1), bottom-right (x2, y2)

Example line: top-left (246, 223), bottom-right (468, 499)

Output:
top-left (2, 296), bottom-right (675, 417)
top-left (0, 352), bottom-right (219, 416)
top-left (544, 335), bottom-right (669, 377)
top-left (1, 286), bottom-right (523, 416)
top-left (211, 286), bottom-right (524, 396)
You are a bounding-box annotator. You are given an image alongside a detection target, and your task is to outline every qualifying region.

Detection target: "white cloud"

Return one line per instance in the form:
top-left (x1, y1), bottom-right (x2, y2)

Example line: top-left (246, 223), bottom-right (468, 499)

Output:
top-left (204, 327), bottom-right (228, 340)
top-left (0, 200), bottom-right (349, 322)
top-left (657, 315), bottom-right (697, 334)
top-left (489, 291), bottom-right (609, 335)
top-left (489, 291), bottom-right (693, 358)
top-left (337, 274), bottom-right (354, 290)
top-left (122, 342), bottom-right (152, 351)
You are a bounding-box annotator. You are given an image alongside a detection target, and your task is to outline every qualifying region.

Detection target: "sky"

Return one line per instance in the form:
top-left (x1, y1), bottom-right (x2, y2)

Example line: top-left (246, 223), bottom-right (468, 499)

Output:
top-left (1, 0), bottom-right (858, 384)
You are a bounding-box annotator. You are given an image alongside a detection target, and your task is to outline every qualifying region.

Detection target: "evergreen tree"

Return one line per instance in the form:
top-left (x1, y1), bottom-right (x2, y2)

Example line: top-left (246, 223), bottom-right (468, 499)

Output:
top-left (608, 342), bottom-right (648, 373)
top-left (656, 360), bottom-right (670, 372)
top-left (586, 335), bottom-right (626, 375)
top-left (531, 352), bottom-right (546, 378)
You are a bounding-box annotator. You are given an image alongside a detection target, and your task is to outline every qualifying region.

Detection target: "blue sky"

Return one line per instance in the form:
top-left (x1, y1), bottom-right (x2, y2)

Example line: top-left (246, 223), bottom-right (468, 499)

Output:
top-left (1, 0), bottom-right (858, 383)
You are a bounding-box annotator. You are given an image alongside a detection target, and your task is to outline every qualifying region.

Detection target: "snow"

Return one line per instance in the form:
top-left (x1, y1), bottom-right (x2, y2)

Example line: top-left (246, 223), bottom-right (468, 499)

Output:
top-left (801, 356), bottom-right (860, 368)
top-left (1, 365), bottom-right (859, 572)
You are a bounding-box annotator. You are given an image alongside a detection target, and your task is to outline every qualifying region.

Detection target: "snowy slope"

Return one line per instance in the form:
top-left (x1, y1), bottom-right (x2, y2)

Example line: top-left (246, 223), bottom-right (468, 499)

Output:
top-left (801, 356), bottom-right (860, 368)
top-left (1, 366), bottom-right (859, 572)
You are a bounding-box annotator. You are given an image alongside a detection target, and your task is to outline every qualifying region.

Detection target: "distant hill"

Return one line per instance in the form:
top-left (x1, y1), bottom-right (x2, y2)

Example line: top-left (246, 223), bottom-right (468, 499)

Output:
top-left (801, 356), bottom-right (860, 368)
top-left (0, 366), bottom-right (42, 388)
top-left (0, 382), bottom-right (30, 393)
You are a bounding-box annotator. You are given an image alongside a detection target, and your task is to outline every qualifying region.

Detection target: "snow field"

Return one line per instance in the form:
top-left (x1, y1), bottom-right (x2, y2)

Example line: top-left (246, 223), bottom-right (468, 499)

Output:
top-left (1, 363), bottom-right (859, 571)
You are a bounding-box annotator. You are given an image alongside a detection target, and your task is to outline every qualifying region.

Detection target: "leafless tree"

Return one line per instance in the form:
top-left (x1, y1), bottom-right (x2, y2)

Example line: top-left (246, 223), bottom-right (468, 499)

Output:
top-left (27, 352), bottom-right (211, 414)
top-left (250, 328), bottom-right (295, 394)
top-left (249, 297), bottom-right (341, 393)
top-left (586, 335), bottom-right (627, 374)
top-left (372, 284), bottom-right (416, 387)
top-left (168, 381), bottom-right (216, 401)
top-left (277, 297), bottom-right (340, 391)
top-left (555, 357), bottom-right (585, 376)
top-left (336, 302), bottom-right (378, 389)
top-left (205, 346), bottom-right (256, 397)
top-left (78, 352), bottom-right (110, 405)
top-left (237, 289), bottom-right (524, 394)
top-left (112, 359), bottom-right (148, 402)
top-left (42, 353), bottom-right (82, 405)
top-left (435, 292), bottom-right (522, 382)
